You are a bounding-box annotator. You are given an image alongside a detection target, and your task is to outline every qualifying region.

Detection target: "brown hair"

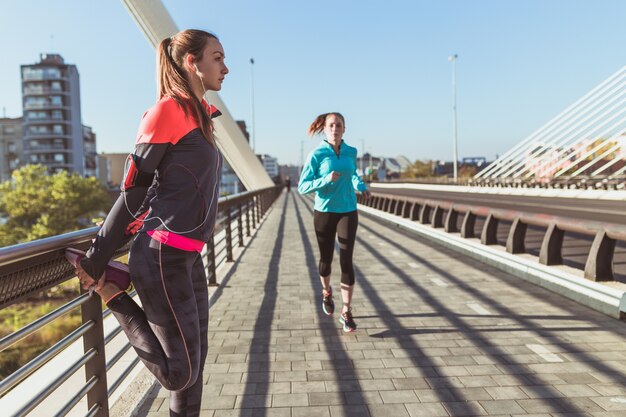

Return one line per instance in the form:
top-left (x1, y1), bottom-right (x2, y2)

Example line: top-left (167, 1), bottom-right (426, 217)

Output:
top-left (307, 112), bottom-right (345, 136)
top-left (158, 29), bottom-right (218, 145)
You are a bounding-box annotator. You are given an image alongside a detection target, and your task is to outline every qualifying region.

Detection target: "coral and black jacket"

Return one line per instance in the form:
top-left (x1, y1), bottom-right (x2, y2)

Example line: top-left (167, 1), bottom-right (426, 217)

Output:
top-left (81, 96), bottom-right (223, 280)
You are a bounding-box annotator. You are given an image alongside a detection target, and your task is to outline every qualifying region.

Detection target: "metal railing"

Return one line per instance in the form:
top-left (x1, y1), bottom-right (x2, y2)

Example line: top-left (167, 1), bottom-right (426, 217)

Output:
top-left (381, 175), bottom-right (626, 190)
top-left (360, 191), bottom-right (626, 283)
top-left (0, 185), bottom-right (283, 417)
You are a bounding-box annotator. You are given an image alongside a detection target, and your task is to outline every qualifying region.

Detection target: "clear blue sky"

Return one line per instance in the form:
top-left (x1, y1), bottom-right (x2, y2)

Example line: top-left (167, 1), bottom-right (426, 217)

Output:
top-left (1, 0), bottom-right (626, 165)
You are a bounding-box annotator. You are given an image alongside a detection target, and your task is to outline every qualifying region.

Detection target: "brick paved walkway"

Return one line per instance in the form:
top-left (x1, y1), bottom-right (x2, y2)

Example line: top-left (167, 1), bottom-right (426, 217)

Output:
top-left (138, 192), bottom-right (626, 417)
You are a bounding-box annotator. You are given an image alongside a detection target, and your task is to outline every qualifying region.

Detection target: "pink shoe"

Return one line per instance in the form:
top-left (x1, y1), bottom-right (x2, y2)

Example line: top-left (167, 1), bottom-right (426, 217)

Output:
top-left (65, 248), bottom-right (131, 291)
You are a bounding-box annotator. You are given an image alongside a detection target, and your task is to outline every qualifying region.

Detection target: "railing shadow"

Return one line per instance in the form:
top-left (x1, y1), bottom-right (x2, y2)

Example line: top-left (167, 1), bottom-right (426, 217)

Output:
top-left (292, 193), bottom-right (370, 414)
top-left (239, 194), bottom-right (288, 414)
top-left (359, 219), bottom-right (626, 413)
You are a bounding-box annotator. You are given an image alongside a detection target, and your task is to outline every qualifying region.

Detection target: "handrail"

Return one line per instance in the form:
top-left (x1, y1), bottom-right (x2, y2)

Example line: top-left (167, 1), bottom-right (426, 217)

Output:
top-left (362, 190), bottom-right (626, 283)
top-left (0, 184), bottom-right (284, 417)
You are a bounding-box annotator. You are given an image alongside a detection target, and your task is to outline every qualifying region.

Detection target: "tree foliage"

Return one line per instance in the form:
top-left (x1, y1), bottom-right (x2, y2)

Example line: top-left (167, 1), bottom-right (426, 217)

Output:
top-left (0, 165), bottom-right (111, 246)
top-left (403, 160), bottom-right (434, 178)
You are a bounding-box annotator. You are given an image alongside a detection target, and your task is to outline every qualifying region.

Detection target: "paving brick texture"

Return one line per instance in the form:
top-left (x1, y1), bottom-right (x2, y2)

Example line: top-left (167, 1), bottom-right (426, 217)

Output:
top-left (136, 192), bottom-right (626, 417)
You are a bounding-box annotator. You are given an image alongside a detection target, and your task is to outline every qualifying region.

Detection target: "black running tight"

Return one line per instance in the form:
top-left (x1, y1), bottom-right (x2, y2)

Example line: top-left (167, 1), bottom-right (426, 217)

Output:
top-left (313, 210), bottom-right (358, 285)
top-left (107, 232), bottom-right (208, 417)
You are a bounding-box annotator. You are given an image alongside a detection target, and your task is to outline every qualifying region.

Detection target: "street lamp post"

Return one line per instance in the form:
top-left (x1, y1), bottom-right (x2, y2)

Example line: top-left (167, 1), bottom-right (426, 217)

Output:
top-left (250, 57), bottom-right (256, 152)
top-left (361, 139), bottom-right (365, 178)
top-left (448, 54), bottom-right (459, 182)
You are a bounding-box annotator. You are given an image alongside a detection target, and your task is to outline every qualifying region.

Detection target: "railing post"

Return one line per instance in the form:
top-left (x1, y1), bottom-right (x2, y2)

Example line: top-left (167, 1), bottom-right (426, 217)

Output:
top-left (206, 234), bottom-right (218, 286)
top-left (409, 202), bottom-right (420, 220)
top-left (395, 200), bottom-right (404, 216)
top-left (402, 200), bottom-right (411, 218)
top-left (431, 205), bottom-right (444, 228)
top-left (419, 205), bottom-right (431, 224)
top-left (377, 197), bottom-right (385, 210)
top-left (225, 207), bottom-right (234, 262)
top-left (245, 200), bottom-right (251, 237)
top-left (81, 291), bottom-right (109, 417)
top-left (460, 211), bottom-right (476, 238)
top-left (237, 203), bottom-right (244, 247)
top-left (444, 208), bottom-right (458, 233)
top-left (389, 199), bottom-right (397, 213)
top-left (584, 230), bottom-right (616, 281)
top-left (480, 213), bottom-right (499, 245)
top-left (256, 195), bottom-right (262, 222)
top-left (539, 223), bottom-right (564, 265)
top-left (250, 197), bottom-right (256, 229)
top-left (506, 217), bottom-right (526, 254)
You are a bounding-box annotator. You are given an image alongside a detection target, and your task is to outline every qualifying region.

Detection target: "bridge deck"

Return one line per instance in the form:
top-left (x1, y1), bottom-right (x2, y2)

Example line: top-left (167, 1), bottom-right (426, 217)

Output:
top-left (137, 192), bottom-right (626, 417)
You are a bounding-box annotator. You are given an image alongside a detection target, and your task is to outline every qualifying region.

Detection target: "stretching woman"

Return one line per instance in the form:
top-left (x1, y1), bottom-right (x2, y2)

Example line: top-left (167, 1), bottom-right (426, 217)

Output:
top-left (298, 112), bottom-right (370, 332)
top-left (73, 29), bottom-right (228, 417)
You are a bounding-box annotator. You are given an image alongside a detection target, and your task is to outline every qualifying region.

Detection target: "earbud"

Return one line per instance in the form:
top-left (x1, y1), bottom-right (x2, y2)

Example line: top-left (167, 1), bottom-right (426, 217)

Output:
top-left (193, 63), bottom-right (199, 72)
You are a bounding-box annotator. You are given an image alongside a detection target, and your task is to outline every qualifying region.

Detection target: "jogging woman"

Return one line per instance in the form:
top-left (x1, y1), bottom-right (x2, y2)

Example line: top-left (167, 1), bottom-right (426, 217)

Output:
top-left (73, 29), bottom-right (228, 416)
top-left (298, 112), bottom-right (370, 332)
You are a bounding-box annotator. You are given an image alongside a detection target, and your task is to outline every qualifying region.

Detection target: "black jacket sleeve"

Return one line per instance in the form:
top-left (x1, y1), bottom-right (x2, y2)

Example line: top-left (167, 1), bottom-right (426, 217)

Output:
top-left (80, 143), bottom-right (168, 280)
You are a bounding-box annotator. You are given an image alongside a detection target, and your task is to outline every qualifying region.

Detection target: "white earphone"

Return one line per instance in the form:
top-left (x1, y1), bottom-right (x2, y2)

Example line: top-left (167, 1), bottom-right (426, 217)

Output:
top-left (192, 62), bottom-right (213, 120)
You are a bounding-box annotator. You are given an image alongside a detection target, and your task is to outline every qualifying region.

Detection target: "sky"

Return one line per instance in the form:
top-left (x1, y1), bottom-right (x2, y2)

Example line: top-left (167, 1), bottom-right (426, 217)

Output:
top-left (1, 0), bottom-right (626, 165)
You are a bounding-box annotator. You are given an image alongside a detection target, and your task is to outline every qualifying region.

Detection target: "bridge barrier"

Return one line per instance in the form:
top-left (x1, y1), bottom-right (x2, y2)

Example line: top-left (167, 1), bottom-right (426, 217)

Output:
top-left (360, 192), bottom-right (626, 319)
top-left (0, 185), bottom-right (283, 417)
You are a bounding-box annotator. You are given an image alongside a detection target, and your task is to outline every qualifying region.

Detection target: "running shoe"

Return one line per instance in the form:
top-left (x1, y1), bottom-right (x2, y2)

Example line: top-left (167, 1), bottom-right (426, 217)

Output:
top-left (322, 286), bottom-right (335, 315)
top-left (339, 307), bottom-right (357, 332)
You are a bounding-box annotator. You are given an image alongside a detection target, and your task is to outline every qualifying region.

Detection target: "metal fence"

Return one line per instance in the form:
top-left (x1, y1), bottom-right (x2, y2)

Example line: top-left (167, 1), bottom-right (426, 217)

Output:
top-left (0, 185), bottom-right (283, 417)
top-left (361, 191), bottom-right (626, 283)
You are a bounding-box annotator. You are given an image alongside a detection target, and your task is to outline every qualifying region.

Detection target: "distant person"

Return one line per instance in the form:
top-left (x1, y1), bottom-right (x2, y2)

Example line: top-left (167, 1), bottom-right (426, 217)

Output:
top-left (298, 112), bottom-right (370, 332)
top-left (71, 29), bottom-right (228, 417)
top-left (285, 176), bottom-right (291, 192)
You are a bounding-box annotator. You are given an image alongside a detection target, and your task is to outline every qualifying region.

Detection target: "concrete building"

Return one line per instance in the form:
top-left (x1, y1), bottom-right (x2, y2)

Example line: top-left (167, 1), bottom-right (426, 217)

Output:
top-left (21, 53), bottom-right (96, 176)
top-left (82, 125), bottom-right (97, 177)
top-left (99, 153), bottom-right (128, 187)
top-left (0, 117), bottom-right (23, 182)
top-left (259, 154), bottom-right (280, 181)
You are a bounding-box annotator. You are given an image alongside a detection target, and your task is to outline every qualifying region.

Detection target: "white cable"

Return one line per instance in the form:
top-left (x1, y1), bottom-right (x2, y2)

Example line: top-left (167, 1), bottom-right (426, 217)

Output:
top-left (121, 71), bottom-right (221, 235)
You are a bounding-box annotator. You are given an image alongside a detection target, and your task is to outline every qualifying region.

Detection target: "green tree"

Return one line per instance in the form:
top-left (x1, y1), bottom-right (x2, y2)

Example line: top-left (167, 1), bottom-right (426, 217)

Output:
top-left (404, 159), bottom-right (434, 178)
top-left (0, 165), bottom-right (111, 246)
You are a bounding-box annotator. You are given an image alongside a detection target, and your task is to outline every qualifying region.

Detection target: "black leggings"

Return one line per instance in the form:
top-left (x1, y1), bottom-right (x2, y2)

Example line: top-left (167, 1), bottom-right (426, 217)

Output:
top-left (313, 210), bottom-right (358, 286)
top-left (108, 233), bottom-right (208, 417)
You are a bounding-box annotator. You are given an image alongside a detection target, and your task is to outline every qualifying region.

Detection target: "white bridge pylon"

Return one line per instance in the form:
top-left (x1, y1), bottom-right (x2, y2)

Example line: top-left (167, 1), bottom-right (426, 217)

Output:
top-left (121, 0), bottom-right (273, 190)
top-left (476, 66), bottom-right (626, 181)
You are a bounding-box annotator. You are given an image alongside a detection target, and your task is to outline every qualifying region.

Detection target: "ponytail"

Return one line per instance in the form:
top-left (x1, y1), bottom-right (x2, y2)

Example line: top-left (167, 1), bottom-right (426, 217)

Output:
top-left (157, 30), bottom-right (218, 146)
top-left (307, 112), bottom-right (345, 136)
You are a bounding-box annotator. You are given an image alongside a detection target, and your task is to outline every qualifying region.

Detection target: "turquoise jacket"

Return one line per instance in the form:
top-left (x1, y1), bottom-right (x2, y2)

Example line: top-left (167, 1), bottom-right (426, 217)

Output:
top-left (298, 140), bottom-right (367, 213)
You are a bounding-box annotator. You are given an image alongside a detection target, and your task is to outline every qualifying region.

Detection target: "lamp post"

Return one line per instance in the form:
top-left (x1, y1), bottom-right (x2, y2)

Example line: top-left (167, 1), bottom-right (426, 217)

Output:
top-left (250, 57), bottom-right (256, 152)
top-left (448, 54), bottom-right (459, 182)
top-left (361, 139), bottom-right (365, 178)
